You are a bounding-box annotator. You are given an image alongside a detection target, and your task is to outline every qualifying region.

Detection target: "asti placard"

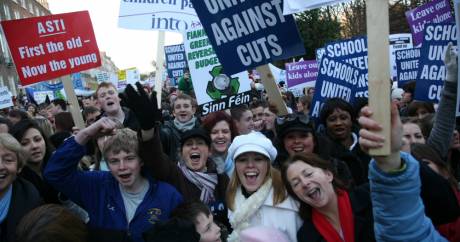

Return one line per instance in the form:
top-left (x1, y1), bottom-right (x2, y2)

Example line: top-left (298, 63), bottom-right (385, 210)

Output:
top-left (1, 11), bottom-right (101, 86)
top-left (190, 0), bottom-right (305, 75)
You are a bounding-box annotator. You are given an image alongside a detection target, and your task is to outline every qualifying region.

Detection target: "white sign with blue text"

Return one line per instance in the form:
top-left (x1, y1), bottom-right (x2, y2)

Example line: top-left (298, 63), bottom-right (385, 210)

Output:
top-left (118, 0), bottom-right (201, 32)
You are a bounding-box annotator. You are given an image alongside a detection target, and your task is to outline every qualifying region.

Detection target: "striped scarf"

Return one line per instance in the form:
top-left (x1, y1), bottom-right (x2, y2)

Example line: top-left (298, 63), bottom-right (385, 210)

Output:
top-left (179, 163), bottom-right (218, 204)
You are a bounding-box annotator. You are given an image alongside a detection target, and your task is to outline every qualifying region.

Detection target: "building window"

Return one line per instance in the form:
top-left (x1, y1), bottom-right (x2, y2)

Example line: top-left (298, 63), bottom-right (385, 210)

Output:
top-left (35, 6), bottom-right (39, 16)
top-left (3, 5), bottom-right (11, 20)
top-left (0, 31), bottom-right (6, 58)
top-left (13, 10), bottom-right (20, 19)
top-left (8, 76), bottom-right (16, 96)
top-left (21, 0), bottom-right (26, 9)
top-left (29, 2), bottom-right (34, 13)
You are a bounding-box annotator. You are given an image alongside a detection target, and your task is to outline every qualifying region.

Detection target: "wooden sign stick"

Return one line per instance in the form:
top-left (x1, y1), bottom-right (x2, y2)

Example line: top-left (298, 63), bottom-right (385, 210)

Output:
top-left (256, 64), bottom-right (289, 116)
top-left (154, 31), bottom-right (165, 105)
top-left (366, 0), bottom-right (391, 155)
top-left (62, 75), bottom-right (85, 130)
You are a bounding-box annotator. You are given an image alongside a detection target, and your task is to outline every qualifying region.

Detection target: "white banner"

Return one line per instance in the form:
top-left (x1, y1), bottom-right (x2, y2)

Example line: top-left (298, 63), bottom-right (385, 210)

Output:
top-left (118, 0), bottom-right (201, 32)
top-left (389, 33), bottom-right (413, 81)
top-left (0, 87), bottom-right (13, 109)
top-left (183, 28), bottom-right (252, 115)
top-left (283, 0), bottom-right (352, 15)
top-left (33, 90), bottom-right (54, 105)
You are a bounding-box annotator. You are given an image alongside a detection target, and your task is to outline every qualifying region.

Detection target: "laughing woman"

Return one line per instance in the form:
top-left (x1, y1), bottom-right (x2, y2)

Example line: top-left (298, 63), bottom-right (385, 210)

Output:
top-left (0, 133), bottom-right (42, 242)
top-left (281, 104), bottom-right (458, 242)
top-left (226, 132), bottom-right (302, 242)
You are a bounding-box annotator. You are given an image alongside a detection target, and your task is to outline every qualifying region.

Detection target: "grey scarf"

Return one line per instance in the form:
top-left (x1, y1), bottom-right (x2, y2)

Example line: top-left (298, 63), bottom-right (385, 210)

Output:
top-left (174, 116), bottom-right (197, 132)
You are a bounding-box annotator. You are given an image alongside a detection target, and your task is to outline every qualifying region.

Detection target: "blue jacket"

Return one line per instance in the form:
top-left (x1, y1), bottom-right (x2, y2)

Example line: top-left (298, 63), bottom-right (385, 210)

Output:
top-left (44, 137), bottom-right (183, 242)
top-left (369, 152), bottom-right (447, 242)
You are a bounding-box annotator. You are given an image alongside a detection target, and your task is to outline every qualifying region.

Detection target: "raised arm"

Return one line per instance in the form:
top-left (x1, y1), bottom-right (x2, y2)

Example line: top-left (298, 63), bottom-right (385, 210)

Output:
top-left (359, 103), bottom-right (447, 242)
top-left (427, 42), bottom-right (458, 159)
top-left (44, 117), bottom-right (118, 206)
top-left (121, 82), bottom-right (181, 181)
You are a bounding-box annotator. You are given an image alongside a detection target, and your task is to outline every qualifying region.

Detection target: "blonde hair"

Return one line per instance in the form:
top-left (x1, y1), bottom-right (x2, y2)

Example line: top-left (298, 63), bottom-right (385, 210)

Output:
top-left (102, 128), bottom-right (138, 158)
top-left (226, 159), bottom-right (287, 211)
top-left (0, 133), bottom-right (26, 170)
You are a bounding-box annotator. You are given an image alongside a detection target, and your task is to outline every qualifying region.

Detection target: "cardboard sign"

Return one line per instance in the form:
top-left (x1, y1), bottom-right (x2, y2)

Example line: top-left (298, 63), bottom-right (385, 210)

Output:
top-left (118, 0), bottom-right (201, 32)
top-left (283, 0), bottom-right (352, 15)
top-left (395, 47), bottom-right (420, 87)
top-left (389, 33), bottom-right (413, 81)
top-left (1, 11), bottom-right (101, 86)
top-left (33, 90), bottom-right (54, 104)
top-left (285, 60), bottom-right (318, 97)
top-left (165, 44), bottom-right (188, 80)
top-left (324, 36), bottom-right (368, 70)
top-left (406, 0), bottom-right (453, 46)
top-left (0, 87), bottom-right (13, 109)
top-left (310, 56), bottom-right (368, 119)
top-left (415, 23), bottom-right (457, 103)
top-left (190, 0), bottom-right (305, 75)
top-left (183, 28), bottom-right (252, 115)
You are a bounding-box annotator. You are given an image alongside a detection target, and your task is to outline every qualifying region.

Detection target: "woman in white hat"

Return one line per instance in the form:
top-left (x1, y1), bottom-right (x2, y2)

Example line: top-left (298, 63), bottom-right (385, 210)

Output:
top-left (226, 132), bottom-right (302, 242)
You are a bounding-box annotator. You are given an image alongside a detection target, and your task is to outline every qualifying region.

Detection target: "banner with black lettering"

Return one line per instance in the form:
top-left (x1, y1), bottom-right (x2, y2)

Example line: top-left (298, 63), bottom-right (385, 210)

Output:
top-left (395, 47), bottom-right (420, 88)
top-left (415, 23), bottom-right (457, 103)
top-left (310, 56), bottom-right (368, 119)
top-left (190, 0), bottom-right (305, 75)
top-left (183, 28), bottom-right (252, 116)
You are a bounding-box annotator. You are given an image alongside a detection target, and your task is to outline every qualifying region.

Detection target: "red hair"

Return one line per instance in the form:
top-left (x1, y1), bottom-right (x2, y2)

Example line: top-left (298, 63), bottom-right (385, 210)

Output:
top-left (201, 111), bottom-right (237, 140)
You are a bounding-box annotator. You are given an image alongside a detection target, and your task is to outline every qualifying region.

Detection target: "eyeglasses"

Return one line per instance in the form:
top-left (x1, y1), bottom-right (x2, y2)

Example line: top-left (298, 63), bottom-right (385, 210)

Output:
top-left (276, 113), bottom-right (311, 126)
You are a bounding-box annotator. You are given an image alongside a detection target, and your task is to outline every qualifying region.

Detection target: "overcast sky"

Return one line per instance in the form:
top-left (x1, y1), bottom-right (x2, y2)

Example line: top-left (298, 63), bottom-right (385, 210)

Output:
top-left (47, 0), bottom-right (183, 73)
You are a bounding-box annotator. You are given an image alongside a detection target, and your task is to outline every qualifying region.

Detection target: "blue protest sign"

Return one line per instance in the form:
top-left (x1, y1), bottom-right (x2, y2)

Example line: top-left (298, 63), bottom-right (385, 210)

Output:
top-left (395, 47), bottom-right (420, 88)
top-left (415, 23), bottom-right (457, 102)
top-left (164, 44), bottom-right (188, 80)
top-left (310, 56), bottom-right (368, 118)
top-left (324, 36), bottom-right (368, 70)
top-left (190, 0), bottom-right (305, 75)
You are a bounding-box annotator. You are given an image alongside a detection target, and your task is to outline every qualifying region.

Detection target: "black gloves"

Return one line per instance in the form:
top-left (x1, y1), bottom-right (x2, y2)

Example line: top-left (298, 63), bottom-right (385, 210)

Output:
top-left (121, 82), bottom-right (161, 130)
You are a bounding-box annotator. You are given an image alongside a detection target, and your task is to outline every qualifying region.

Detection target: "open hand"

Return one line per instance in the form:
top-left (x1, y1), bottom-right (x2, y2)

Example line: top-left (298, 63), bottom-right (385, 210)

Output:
top-left (444, 42), bottom-right (458, 83)
top-left (120, 82), bottom-right (161, 130)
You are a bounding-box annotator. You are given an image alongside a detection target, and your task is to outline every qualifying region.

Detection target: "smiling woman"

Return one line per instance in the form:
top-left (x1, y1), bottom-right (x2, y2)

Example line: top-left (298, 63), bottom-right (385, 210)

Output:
top-left (0, 133), bottom-right (42, 242)
top-left (10, 119), bottom-right (57, 204)
top-left (226, 132), bottom-right (302, 242)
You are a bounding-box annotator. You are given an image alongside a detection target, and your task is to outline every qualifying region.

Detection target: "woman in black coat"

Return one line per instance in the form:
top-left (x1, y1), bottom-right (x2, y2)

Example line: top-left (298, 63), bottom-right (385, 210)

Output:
top-left (0, 133), bottom-right (42, 242)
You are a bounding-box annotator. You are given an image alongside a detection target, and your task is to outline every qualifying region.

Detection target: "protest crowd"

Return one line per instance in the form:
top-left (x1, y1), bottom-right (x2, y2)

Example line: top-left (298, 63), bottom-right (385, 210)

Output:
top-left (1, 0), bottom-right (460, 242)
top-left (0, 42), bottom-right (458, 242)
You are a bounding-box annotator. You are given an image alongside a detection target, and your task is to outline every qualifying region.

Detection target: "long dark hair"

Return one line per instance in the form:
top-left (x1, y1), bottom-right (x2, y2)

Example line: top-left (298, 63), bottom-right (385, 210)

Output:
top-left (10, 119), bottom-right (54, 171)
top-left (281, 153), bottom-right (347, 220)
